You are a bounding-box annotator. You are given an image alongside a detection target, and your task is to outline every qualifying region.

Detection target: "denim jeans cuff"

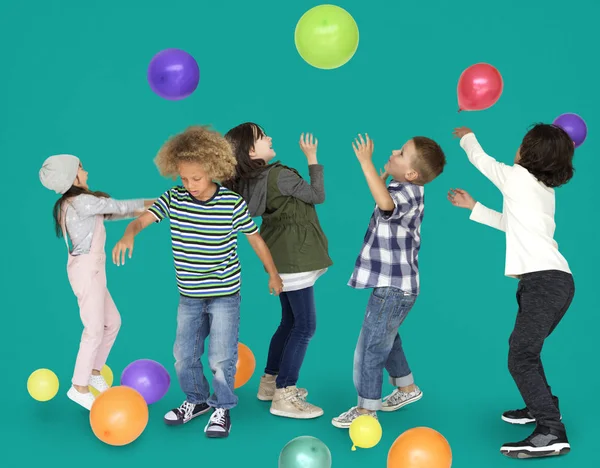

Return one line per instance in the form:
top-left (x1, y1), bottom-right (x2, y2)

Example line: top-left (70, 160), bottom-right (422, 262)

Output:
top-left (389, 372), bottom-right (414, 387)
top-left (358, 396), bottom-right (382, 411)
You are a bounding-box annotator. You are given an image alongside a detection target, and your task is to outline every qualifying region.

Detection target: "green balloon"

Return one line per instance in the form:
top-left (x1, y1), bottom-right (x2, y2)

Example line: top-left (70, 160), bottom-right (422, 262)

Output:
top-left (294, 5), bottom-right (359, 70)
top-left (279, 436), bottom-right (332, 468)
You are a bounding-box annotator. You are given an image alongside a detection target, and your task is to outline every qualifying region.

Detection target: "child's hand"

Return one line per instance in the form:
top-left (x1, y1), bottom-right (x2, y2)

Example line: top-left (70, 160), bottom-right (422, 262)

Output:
top-left (268, 274), bottom-right (284, 296)
top-left (299, 133), bottom-right (318, 164)
top-left (453, 127), bottom-right (473, 139)
top-left (112, 234), bottom-right (135, 266)
top-left (352, 133), bottom-right (374, 165)
top-left (379, 169), bottom-right (389, 181)
top-left (448, 188), bottom-right (476, 210)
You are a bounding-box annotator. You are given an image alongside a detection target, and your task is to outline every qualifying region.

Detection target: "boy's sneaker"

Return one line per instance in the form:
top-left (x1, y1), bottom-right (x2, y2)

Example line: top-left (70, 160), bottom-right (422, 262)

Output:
top-left (331, 406), bottom-right (378, 429)
top-left (270, 387), bottom-right (323, 419)
top-left (163, 401), bottom-right (210, 426)
top-left (500, 426), bottom-right (570, 458)
top-left (67, 386), bottom-right (95, 410)
top-left (88, 374), bottom-right (110, 393)
top-left (257, 374), bottom-right (308, 401)
top-left (381, 386), bottom-right (423, 412)
top-left (204, 408), bottom-right (231, 438)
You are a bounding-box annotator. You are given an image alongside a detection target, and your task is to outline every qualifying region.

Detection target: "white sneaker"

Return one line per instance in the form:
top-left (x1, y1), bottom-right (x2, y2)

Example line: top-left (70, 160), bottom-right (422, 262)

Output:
top-left (381, 386), bottom-right (423, 412)
top-left (331, 406), bottom-right (378, 429)
top-left (88, 374), bottom-right (110, 393)
top-left (67, 386), bottom-right (95, 410)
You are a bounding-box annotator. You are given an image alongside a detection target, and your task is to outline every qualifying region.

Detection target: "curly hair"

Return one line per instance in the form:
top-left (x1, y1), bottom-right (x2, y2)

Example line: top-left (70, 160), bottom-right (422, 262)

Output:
top-left (154, 125), bottom-right (237, 182)
top-left (518, 123), bottom-right (574, 188)
top-left (412, 136), bottom-right (446, 185)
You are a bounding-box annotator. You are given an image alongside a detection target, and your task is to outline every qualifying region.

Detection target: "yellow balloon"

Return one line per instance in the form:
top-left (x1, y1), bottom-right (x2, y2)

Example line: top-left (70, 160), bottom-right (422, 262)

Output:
top-left (349, 414), bottom-right (382, 451)
top-left (27, 369), bottom-right (59, 402)
top-left (89, 364), bottom-right (114, 396)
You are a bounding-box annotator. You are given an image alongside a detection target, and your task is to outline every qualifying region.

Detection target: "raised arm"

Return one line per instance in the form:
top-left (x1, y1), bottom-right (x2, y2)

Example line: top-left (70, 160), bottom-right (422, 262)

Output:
top-left (277, 133), bottom-right (325, 204)
top-left (453, 128), bottom-right (512, 191)
top-left (352, 133), bottom-right (395, 212)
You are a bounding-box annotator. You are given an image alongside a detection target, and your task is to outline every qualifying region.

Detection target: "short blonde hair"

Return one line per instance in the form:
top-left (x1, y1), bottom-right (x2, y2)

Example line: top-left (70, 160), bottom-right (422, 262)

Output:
top-left (154, 125), bottom-right (236, 182)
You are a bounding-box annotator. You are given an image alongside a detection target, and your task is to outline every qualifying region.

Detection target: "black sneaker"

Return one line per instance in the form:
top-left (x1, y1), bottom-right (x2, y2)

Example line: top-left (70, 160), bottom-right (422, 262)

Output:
top-left (502, 407), bottom-right (536, 424)
top-left (163, 401), bottom-right (210, 426)
top-left (502, 399), bottom-right (561, 425)
top-left (500, 426), bottom-right (570, 459)
top-left (204, 408), bottom-right (231, 438)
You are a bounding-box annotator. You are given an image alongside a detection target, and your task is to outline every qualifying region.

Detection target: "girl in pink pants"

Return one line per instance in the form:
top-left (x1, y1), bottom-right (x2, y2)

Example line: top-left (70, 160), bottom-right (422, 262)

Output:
top-left (40, 154), bottom-right (153, 410)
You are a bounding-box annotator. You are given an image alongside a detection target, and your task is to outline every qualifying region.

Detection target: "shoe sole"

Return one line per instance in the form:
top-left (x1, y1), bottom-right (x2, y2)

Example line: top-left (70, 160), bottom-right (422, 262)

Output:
top-left (331, 419), bottom-right (352, 429)
top-left (205, 424), bottom-right (231, 438)
top-left (67, 391), bottom-right (93, 411)
top-left (501, 443), bottom-right (570, 459)
top-left (501, 414), bottom-right (562, 425)
top-left (270, 408), bottom-right (323, 419)
top-left (381, 391), bottom-right (423, 412)
top-left (164, 406), bottom-right (211, 426)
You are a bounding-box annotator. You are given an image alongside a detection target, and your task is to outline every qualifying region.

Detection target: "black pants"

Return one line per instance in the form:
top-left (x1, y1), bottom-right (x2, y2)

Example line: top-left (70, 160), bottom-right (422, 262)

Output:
top-left (508, 270), bottom-right (574, 431)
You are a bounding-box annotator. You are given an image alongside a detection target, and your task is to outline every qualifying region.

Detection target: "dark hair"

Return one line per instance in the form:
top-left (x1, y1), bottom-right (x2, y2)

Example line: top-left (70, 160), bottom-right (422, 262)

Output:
top-left (222, 122), bottom-right (270, 193)
top-left (412, 137), bottom-right (446, 185)
top-left (518, 123), bottom-right (574, 188)
top-left (52, 186), bottom-right (109, 238)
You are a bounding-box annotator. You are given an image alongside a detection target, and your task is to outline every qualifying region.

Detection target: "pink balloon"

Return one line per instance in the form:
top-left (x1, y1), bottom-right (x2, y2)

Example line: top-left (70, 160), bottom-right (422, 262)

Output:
top-left (457, 63), bottom-right (503, 112)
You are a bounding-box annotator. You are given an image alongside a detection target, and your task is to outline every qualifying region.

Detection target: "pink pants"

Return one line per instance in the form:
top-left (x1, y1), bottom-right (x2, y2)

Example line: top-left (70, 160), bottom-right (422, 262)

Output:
top-left (67, 255), bottom-right (121, 386)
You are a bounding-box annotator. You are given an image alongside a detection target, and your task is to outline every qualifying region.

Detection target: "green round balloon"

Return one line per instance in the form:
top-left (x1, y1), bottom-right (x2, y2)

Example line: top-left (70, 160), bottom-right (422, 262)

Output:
top-left (294, 5), bottom-right (359, 70)
top-left (279, 436), bottom-right (332, 468)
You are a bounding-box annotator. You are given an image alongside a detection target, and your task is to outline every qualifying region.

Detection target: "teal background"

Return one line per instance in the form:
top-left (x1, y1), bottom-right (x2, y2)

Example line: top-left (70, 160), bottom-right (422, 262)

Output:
top-left (1, 0), bottom-right (598, 466)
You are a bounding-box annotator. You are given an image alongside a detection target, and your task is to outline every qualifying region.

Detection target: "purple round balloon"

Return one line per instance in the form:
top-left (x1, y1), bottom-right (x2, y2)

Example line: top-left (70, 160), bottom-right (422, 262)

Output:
top-left (553, 113), bottom-right (587, 148)
top-left (120, 359), bottom-right (171, 404)
top-left (147, 48), bottom-right (199, 100)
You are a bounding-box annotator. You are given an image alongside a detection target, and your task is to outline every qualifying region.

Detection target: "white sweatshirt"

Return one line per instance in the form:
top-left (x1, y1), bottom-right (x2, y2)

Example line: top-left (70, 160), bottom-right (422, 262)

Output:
top-left (460, 133), bottom-right (571, 278)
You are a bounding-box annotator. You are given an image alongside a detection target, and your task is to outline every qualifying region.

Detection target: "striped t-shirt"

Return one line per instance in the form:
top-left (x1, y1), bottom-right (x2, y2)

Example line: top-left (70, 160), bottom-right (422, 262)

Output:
top-left (148, 185), bottom-right (258, 298)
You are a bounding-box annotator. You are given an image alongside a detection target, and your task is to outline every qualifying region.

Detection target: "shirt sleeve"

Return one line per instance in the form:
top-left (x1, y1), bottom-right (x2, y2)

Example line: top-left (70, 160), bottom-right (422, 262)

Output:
top-left (376, 188), bottom-right (410, 220)
top-left (469, 201), bottom-right (506, 231)
top-left (277, 165), bottom-right (325, 204)
top-left (72, 194), bottom-right (144, 218)
top-left (460, 133), bottom-right (512, 191)
top-left (147, 190), bottom-right (171, 222)
top-left (232, 197), bottom-right (259, 235)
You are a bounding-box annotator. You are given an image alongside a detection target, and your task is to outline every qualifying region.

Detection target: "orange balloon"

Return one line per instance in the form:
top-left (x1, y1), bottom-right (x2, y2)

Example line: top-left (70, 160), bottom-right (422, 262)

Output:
top-left (89, 386), bottom-right (149, 446)
top-left (234, 342), bottom-right (256, 389)
top-left (387, 427), bottom-right (452, 468)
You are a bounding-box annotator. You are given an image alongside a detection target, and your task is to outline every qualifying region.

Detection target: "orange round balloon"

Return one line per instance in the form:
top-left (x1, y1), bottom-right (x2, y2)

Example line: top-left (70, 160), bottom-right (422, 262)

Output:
top-left (89, 386), bottom-right (149, 446)
top-left (234, 342), bottom-right (256, 389)
top-left (387, 427), bottom-right (452, 468)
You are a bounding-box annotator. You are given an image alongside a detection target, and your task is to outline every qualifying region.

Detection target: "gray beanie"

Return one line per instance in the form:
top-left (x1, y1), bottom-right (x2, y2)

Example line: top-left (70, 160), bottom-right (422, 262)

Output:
top-left (39, 154), bottom-right (80, 194)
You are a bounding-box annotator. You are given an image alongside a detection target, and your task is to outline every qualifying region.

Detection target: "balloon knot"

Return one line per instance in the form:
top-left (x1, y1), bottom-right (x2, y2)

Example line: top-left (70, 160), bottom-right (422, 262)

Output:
top-left (351, 446), bottom-right (356, 451)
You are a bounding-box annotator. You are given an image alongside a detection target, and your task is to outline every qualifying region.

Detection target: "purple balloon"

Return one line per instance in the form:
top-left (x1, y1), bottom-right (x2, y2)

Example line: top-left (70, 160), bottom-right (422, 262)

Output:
top-left (120, 359), bottom-right (171, 404)
top-left (147, 48), bottom-right (199, 100)
top-left (553, 113), bottom-right (587, 148)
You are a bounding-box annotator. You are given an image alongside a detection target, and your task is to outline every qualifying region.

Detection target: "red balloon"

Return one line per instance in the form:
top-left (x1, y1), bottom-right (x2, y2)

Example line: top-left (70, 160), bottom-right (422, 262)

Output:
top-left (457, 63), bottom-right (503, 111)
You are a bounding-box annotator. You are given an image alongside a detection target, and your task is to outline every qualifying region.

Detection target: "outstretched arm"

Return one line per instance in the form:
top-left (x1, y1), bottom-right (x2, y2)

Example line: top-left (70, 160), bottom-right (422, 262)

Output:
top-left (448, 188), bottom-right (505, 231)
top-left (453, 128), bottom-right (512, 191)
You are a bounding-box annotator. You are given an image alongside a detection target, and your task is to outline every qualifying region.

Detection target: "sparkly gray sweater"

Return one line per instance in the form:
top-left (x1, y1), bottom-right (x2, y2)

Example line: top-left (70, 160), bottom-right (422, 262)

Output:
top-left (63, 194), bottom-right (144, 255)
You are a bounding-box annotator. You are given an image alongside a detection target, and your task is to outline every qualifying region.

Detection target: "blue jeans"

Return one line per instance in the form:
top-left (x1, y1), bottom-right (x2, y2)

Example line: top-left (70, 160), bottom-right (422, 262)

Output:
top-left (173, 293), bottom-right (240, 409)
top-left (353, 287), bottom-right (417, 411)
top-left (264, 287), bottom-right (317, 388)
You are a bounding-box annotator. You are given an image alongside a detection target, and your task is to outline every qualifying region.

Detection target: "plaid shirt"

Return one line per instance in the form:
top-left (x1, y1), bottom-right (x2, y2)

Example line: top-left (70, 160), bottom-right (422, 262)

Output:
top-left (348, 181), bottom-right (424, 295)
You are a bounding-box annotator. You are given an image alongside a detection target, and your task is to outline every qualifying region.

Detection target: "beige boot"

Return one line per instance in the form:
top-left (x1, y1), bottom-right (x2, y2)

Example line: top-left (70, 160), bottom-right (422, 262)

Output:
top-left (257, 375), bottom-right (309, 401)
top-left (270, 386), bottom-right (323, 419)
